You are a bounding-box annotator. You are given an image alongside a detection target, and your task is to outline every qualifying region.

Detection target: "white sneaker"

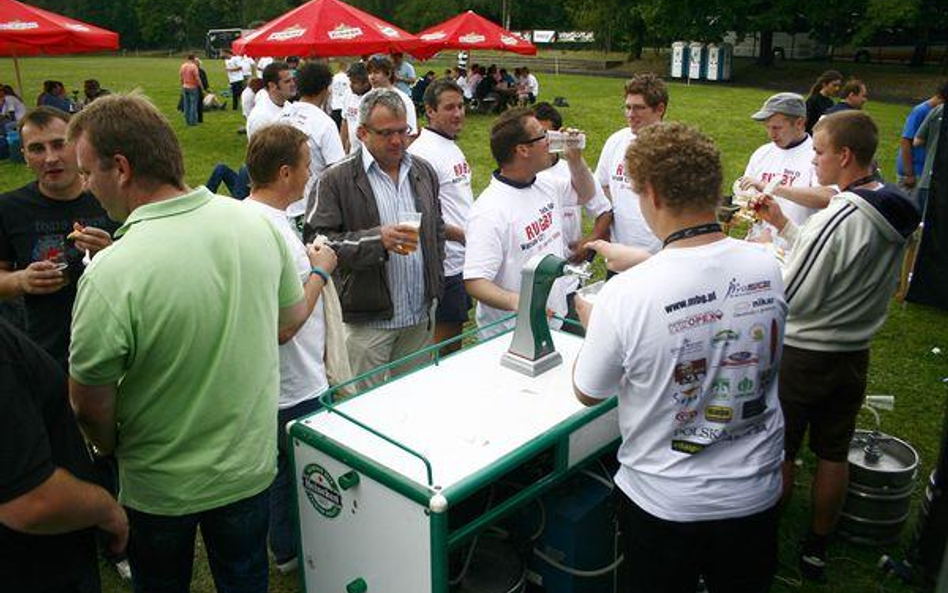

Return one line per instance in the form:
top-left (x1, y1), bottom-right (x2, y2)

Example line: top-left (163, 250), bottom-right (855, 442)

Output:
top-left (114, 559), bottom-right (132, 581)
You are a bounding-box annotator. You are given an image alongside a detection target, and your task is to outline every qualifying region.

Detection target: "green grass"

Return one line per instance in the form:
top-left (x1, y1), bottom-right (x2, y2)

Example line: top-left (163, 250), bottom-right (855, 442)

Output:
top-left (1, 55), bottom-right (946, 593)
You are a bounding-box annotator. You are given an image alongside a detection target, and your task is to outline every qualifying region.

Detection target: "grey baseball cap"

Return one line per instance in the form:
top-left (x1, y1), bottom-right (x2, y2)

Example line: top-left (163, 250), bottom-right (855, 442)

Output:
top-left (751, 92), bottom-right (806, 120)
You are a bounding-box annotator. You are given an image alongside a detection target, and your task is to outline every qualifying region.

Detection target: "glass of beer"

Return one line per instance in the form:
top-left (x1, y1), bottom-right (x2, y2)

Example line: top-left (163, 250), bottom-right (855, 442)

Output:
top-left (396, 211), bottom-right (421, 254)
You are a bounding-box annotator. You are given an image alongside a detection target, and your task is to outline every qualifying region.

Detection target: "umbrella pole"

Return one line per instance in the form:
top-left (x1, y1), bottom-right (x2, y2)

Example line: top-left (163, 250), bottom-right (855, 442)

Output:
top-left (13, 55), bottom-right (23, 98)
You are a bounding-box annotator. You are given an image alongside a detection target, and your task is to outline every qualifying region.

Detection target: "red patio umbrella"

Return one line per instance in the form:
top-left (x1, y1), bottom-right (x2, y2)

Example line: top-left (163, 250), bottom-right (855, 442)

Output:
top-left (412, 10), bottom-right (536, 60)
top-left (232, 0), bottom-right (421, 58)
top-left (0, 0), bottom-right (119, 95)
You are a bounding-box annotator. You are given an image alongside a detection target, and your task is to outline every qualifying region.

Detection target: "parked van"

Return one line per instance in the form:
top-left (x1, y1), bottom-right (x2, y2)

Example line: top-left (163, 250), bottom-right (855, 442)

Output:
top-left (206, 28), bottom-right (249, 59)
top-left (723, 31), bottom-right (828, 60)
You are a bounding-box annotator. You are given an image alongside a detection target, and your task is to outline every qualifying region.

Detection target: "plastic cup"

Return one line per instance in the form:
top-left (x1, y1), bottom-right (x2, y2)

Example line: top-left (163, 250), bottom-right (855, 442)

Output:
top-left (547, 130), bottom-right (586, 153)
top-left (576, 280), bottom-right (604, 304)
top-left (396, 211), bottom-right (421, 254)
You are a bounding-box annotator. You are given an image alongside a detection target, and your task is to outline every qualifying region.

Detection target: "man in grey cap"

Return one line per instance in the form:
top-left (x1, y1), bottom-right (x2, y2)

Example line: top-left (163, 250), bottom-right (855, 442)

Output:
top-left (739, 93), bottom-right (835, 238)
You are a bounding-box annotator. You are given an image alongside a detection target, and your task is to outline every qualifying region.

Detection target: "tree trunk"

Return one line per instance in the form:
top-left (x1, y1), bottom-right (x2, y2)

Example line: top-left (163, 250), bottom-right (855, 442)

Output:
top-left (628, 13), bottom-right (644, 60)
top-left (910, 22), bottom-right (931, 68)
top-left (757, 30), bottom-right (774, 67)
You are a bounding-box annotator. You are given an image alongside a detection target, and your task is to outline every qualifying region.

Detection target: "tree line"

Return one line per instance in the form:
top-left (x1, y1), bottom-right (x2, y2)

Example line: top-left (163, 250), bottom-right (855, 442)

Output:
top-left (29, 0), bottom-right (946, 66)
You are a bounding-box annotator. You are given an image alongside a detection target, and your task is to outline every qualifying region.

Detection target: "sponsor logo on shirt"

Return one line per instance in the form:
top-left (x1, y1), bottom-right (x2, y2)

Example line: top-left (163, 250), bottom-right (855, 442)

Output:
top-left (673, 358), bottom-right (707, 385)
top-left (668, 309), bottom-right (724, 334)
top-left (328, 24), bottom-right (363, 40)
top-left (705, 405), bottom-right (733, 423)
top-left (675, 408), bottom-right (699, 425)
top-left (724, 278), bottom-right (772, 300)
top-left (670, 338), bottom-right (703, 356)
top-left (664, 290), bottom-right (717, 314)
top-left (750, 323), bottom-right (766, 341)
top-left (672, 440), bottom-right (706, 454)
top-left (711, 378), bottom-right (730, 397)
top-left (719, 351), bottom-right (759, 367)
top-left (758, 367), bottom-right (776, 391)
top-left (673, 386), bottom-right (701, 405)
top-left (736, 376), bottom-right (756, 397)
top-left (269, 24), bottom-right (307, 41)
top-left (742, 397), bottom-right (766, 419)
top-left (671, 421), bottom-right (766, 443)
top-left (711, 329), bottom-right (739, 347)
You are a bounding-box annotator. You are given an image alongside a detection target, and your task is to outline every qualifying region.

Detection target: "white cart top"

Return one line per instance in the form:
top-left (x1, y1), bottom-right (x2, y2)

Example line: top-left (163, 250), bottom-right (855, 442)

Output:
top-left (299, 332), bottom-right (597, 491)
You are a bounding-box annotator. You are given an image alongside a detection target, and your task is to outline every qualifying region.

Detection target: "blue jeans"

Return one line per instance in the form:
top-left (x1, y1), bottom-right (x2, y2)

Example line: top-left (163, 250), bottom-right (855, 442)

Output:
top-left (207, 164), bottom-right (250, 199)
top-left (269, 397), bottom-right (322, 563)
top-left (182, 88), bottom-right (199, 126)
top-left (126, 488), bottom-right (270, 593)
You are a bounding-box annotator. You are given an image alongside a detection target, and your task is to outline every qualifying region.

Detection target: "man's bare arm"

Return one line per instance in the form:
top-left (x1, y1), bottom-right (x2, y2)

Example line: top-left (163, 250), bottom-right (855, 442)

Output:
top-left (465, 278), bottom-right (518, 312)
top-left (68, 380), bottom-right (117, 455)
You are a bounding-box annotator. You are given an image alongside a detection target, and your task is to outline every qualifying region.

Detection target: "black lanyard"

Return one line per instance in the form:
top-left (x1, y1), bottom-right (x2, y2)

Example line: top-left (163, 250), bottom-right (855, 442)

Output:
top-left (842, 175), bottom-right (878, 193)
top-left (663, 223), bottom-right (722, 248)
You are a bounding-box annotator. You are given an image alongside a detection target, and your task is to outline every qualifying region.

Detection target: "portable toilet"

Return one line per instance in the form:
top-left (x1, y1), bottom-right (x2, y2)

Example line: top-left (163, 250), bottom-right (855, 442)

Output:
top-left (688, 42), bottom-right (707, 80)
top-left (670, 41), bottom-right (689, 79)
top-left (706, 42), bottom-right (733, 81)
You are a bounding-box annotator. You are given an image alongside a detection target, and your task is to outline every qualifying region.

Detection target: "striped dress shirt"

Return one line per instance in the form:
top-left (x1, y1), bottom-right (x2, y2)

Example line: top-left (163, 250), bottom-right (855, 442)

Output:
top-left (361, 146), bottom-right (428, 329)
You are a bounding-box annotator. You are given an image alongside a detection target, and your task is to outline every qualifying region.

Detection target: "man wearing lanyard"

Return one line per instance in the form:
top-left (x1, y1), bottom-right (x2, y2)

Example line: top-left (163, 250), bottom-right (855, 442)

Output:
top-left (574, 121), bottom-right (787, 593)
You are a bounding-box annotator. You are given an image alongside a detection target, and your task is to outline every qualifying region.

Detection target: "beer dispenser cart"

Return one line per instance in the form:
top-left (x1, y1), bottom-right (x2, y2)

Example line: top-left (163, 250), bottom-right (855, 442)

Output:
top-left (289, 255), bottom-right (620, 593)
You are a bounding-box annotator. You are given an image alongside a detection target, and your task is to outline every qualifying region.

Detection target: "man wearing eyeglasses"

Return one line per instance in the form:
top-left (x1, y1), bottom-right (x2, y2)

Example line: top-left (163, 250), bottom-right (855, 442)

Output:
top-left (308, 88), bottom-right (445, 387)
top-left (464, 108), bottom-right (596, 338)
top-left (594, 73), bottom-right (667, 254)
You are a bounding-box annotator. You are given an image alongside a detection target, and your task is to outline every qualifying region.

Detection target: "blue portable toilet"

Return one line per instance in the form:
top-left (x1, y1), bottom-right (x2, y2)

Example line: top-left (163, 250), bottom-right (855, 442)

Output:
top-left (688, 42), bottom-right (707, 80)
top-left (706, 43), bottom-right (733, 81)
top-left (670, 41), bottom-right (690, 79)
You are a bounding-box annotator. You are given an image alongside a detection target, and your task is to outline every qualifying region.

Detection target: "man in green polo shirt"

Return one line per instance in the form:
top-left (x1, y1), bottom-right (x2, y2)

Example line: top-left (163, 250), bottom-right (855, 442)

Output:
top-left (66, 94), bottom-right (309, 593)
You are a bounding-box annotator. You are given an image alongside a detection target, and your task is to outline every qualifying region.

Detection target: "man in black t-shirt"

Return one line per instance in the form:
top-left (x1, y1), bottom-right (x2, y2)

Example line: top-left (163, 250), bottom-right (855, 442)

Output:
top-left (0, 107), bottom-right (117, 368)
top-left (0, 318), bottom-right (127, 593)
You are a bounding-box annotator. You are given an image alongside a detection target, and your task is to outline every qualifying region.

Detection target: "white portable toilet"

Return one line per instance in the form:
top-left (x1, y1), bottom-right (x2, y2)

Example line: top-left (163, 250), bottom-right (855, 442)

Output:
top-left (670, 41), bottom-right (689, 79)
top-left (688, 42), bottom-right (706, 80)
top-left (706, 42), bottom-right (733, 81)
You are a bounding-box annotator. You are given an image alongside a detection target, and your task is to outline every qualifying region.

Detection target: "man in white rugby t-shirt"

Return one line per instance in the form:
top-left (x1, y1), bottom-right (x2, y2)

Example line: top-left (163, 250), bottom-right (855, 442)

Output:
top-left (574, 122), bottom-right (787, 593)
top-left (464, 108), bottom-right (596, 338)
top-left (329, 62), bottom-right (350, 130)
top-left (594, 73), bottom-right (666, 254)
top-left (534, 101), bottom-right (612, 334)
top-left (407, 80), bottom-right (474, 353)
top-left (340, 62), bottom-right (371, 155)
top-left (241, 124), bottom-right (337, 574)
top-left (246, 61), bottom-right (296, 139)
top-left (280, 62), bottom-right (345, 220)
top-left (739, 93), bottom-right (835, 235)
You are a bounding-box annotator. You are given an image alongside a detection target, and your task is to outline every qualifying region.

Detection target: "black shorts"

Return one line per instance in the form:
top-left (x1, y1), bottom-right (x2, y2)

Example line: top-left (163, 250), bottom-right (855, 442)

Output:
top-left (436, 273), bottom-right (472, 323)
top-left (779, 345), bottom-right (870, 462)
top-left (616, 491), bottom-right (778, 593)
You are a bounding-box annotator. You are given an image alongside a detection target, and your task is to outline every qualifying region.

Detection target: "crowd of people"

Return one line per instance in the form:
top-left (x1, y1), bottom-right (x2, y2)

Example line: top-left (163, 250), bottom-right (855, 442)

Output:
top-left (0, 51), bottom-right (942, 593)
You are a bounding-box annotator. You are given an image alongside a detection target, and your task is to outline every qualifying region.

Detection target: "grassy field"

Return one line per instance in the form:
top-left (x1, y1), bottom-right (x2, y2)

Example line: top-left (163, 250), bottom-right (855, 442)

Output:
top-left (1, 55), bottom-right (946, 593)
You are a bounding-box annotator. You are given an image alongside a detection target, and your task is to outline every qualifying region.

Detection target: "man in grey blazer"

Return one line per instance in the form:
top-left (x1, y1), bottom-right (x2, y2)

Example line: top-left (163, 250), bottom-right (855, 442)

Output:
top-left (307, 88), bottom-right (445, 387)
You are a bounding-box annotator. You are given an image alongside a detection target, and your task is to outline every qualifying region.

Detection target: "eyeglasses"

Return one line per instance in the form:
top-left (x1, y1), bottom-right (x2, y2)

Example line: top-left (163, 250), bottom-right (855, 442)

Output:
top-left (367, 126), bottom-right (412, 138)
top-left (519, 132), bottom-right (547, 145)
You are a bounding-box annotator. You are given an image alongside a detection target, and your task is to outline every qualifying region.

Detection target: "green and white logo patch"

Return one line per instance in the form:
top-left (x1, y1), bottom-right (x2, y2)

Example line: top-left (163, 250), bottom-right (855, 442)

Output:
top-left (302, 463), bottom-right (342, 519)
